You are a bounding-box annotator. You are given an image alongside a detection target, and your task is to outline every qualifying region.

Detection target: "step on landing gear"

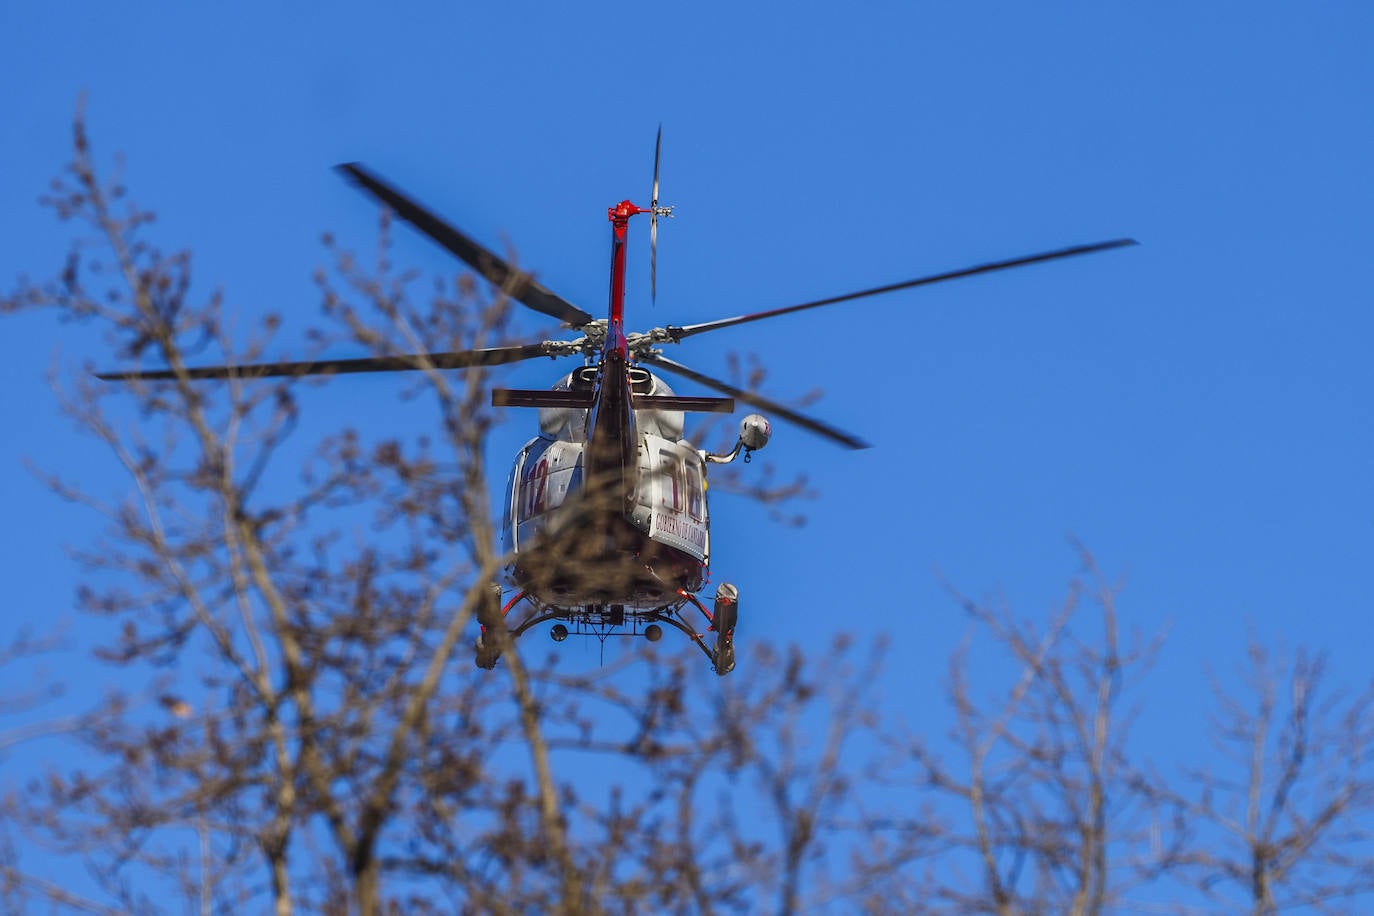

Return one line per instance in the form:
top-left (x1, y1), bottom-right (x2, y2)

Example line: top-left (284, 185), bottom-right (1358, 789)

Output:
top-left (711, 583), bottom-right (739, 676)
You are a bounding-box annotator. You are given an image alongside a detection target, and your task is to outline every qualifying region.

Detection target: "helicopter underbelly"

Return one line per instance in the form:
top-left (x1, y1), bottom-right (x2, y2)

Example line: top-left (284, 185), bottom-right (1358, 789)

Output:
top-left (503, 434), bottom-right (709, 606)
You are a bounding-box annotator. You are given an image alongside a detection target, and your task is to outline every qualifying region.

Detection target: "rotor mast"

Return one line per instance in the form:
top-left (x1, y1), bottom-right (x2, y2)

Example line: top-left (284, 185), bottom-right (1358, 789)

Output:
top-left (605, 198), bottom-right (670, 354)
top-left (605, 200), bottom-right (645, 360)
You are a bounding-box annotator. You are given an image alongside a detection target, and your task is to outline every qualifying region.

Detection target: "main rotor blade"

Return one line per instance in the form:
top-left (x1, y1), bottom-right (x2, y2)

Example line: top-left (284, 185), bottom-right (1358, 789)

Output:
top-left (639, 353), bottom-right (869, 450)
top-left (336, 163), bottom-right (596, 328)
top-left (671, 238), bottom-right (1138, 340)
top-left (97, 342), bottom-right (557, 382)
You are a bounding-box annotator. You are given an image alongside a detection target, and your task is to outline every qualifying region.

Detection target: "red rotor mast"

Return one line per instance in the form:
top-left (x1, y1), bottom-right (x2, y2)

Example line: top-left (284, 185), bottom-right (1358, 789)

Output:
top-left (605, 199), bottom-right (653, 359)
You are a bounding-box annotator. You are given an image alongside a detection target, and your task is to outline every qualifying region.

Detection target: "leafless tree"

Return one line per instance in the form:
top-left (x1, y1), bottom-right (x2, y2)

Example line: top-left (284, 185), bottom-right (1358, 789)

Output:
top-left (854, 548), bottom-right (1174, 916)
top-left (0, 110), bottom-right (536, 915)
top-left (1155, 640), bottom-right (1374, 915)
top-left (0, 629), bottom-right (123, 916)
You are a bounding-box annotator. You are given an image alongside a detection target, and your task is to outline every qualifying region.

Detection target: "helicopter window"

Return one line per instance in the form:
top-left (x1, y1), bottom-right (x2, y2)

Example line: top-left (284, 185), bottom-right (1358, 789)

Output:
top-left (685, 464), bottom-right (703, 520)
top-left (658, 451), bottom-right (681, 511)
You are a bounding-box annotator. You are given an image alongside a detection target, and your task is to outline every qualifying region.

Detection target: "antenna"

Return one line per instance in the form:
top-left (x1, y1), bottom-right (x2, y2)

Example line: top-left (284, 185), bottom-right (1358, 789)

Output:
top-left (649, 125), bottom-right (674, 304)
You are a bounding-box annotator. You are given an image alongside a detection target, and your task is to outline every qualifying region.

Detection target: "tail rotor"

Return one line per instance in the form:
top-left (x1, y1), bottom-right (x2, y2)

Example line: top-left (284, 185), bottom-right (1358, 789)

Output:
top-left (649, 125), bottom-right (674, 304)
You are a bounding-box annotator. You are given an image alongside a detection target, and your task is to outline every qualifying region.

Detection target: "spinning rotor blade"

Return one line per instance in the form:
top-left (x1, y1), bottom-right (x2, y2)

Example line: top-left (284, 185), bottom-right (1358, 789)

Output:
top-left (651, 126), bottom-right (662, 304)
top-left (97, 343), bottom-right (556, 382)
top-left (639, 352), bottom-right (869, 450)
top-left (336, 163), bottom-right (596, 328)
top-left (671, 238), bottom-right (1138, 340)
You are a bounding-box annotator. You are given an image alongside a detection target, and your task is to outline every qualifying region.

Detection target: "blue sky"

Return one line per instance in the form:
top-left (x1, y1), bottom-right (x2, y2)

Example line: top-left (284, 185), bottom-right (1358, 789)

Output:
top-left (3, 0), bottom-right (1373, 901)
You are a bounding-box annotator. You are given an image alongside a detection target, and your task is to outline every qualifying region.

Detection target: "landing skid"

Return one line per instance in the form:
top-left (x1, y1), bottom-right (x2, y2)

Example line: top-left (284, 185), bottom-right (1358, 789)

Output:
top-left (475, 584), bottom-right (739, 675)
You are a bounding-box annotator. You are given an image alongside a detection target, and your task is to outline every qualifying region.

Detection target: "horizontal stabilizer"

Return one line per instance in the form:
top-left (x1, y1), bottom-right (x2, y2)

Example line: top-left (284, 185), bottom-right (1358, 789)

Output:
top-left (492, 390), bottom-right (734, 413)
top-left (492, 389), bottom-right (596, 409)
top-left (632, 395), bottom-right (735, 413)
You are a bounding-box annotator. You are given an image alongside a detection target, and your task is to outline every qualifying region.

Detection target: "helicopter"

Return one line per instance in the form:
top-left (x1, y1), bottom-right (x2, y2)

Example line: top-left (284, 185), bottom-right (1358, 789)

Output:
top-left (100, 132), bottom-right (1136, 676)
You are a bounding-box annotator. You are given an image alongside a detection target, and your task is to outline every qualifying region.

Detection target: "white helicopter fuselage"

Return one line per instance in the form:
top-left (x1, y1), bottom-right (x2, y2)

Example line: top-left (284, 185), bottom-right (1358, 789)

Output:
top-left (501, 370), bottom-right (711, 608)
